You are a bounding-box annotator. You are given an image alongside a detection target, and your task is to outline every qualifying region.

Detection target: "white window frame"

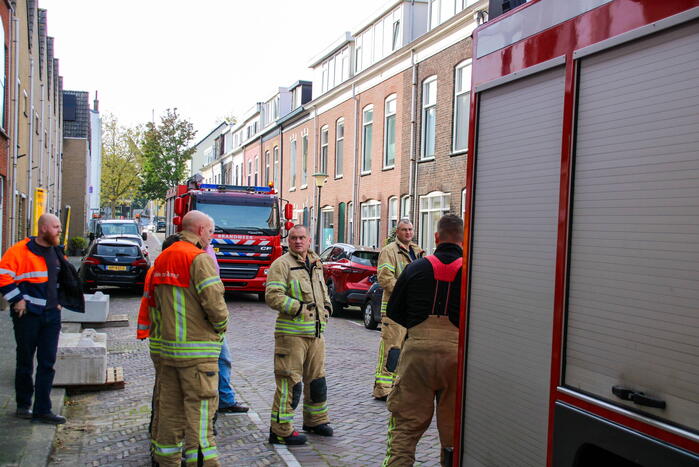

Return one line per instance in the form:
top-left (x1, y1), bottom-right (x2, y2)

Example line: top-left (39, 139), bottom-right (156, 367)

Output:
top-left (320, 206), bottom-right (334, 251)
top-left (254, 155), bottom-right (259, 186)
top-left (401, 195), bottom-right (412, 220)
top-left (273, 146), bottom-right (280, 188)
top-left (388, 196), bottom-right (399, 231)
top-left (320, 125), bottom-right (329, 174)
top-left (422, 76), bottom-right (437, 159)
top-left (384, 94), bottom-right (397, 168)
top-left (335, 118), bottom-right (344, 178)
top-left (264, 150), bottom-right (270, 185)
top-left (362, 105), bottom-right (374, 174)
top-left (247, 160), bottom-right (252, 186)
top-left (301, 132), bottom-right (308, 188)
top-left (419, 191), bottom-right (451, 254)
top-left (391, 19), bottom-right (401, 51)
top-left (453, 59), bottom-right (472, 153)
top-left (360, 200), bottom-right (381, 248)
top-left (347, 201), bottom-right (354, 244)
top-left (290, 137), bottom-right (297, 189)
top-left (461, 188), bottom-right (467, 219)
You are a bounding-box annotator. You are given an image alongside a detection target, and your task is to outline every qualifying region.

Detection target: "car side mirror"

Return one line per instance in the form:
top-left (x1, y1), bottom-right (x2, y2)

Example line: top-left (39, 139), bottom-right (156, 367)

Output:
top-left (369, 275), bottom-right (377, 283)
top-left (142, 232), bottom-right (148, 241)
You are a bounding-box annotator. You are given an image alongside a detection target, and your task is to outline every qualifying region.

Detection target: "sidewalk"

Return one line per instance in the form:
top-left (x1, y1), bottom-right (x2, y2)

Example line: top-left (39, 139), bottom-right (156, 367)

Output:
top-left (0, 309), bottom-right (65, 467)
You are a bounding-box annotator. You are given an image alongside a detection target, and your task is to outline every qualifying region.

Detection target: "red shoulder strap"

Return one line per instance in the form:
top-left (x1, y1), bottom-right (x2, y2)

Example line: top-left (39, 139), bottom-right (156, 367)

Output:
top-left (425, 255), bottom-right (463, 282)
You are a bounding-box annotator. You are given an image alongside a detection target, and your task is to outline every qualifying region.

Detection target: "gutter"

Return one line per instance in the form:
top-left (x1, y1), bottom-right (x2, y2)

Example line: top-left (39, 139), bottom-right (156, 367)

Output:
top-left (352, 83), bottom-right (359, 243)
top-left (10, 16), bottom-right (19, 242)
top-left (408, 49), bottom-right (418, 226)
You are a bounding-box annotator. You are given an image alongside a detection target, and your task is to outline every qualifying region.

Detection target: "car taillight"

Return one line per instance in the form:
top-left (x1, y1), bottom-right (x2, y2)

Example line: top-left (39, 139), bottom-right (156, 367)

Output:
top-left (131, 259), bottom-right (148, 267)
top-left (84, 257), bottom-right (101, 265)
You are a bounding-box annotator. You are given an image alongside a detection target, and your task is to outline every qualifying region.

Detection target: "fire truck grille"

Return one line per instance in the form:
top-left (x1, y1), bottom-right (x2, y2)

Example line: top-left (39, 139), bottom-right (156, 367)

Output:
top-left (218, 263), bottom-right (259, 280)
top-left (211, 239), bottom-right (272, 258)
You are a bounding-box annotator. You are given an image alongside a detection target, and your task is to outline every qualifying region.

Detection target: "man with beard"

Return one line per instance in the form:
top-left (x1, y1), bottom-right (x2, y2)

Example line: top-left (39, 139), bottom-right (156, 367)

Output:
top-left (0, 213), bottom-right (84, 424)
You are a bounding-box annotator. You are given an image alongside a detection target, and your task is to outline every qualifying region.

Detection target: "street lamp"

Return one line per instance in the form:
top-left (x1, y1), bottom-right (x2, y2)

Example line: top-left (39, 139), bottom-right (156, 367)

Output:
top-left (312, 172), bottom-right (328, 253)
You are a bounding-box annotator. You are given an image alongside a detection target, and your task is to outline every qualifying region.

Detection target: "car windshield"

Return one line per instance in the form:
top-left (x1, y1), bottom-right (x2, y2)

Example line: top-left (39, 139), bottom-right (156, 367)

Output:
top-left (100, 223), bottom-right (139, 236)
top-left (196, 201), bottom-right (280, 235)
top-left (95, 244), bottom-right (140, 257)
top-left (351, 251), bottom-right (378, 267)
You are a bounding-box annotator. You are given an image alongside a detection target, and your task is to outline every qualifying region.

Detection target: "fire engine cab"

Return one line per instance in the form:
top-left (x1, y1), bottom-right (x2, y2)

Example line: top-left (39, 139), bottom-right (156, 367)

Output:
top-left (455, 0), bottom-right (699, 465)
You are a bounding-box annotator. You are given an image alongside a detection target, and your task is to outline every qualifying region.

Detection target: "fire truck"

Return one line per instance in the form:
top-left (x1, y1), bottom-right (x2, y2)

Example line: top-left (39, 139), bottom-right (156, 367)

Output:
top-left (165, 177), bottom-right (294, 299)
top-left (455, 0), bottom-right (698, 465)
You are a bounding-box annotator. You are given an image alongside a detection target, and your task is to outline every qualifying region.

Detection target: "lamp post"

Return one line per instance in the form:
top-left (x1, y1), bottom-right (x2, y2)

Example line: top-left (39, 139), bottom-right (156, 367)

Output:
top-left (312, 172), bottom-right (327, 253)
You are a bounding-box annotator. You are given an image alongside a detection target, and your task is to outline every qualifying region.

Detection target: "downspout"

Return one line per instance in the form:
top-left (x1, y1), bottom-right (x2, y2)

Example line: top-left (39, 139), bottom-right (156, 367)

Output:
top-left (27, 56), bottom-right (34, 232)
top-left (39, 82), bottom-right (44, 187)
top-left (352, 83), bottom-right (360, 244)
top-left (10, 16), bottom-right (19, 242)
top-left (408, 49), bottom-right (418, 226)
top-left (311, 104), bottom-right (318, 244)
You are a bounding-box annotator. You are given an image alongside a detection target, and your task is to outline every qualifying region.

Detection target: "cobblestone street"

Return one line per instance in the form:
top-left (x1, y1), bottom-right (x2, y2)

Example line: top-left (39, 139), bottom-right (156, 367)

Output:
top-left (49, 234), bottom-right (440, 466)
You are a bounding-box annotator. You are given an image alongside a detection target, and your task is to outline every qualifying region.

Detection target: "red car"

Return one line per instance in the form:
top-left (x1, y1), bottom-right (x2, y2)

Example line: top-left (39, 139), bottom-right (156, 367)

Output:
top-left (319, 243), bottom-right (379, 314)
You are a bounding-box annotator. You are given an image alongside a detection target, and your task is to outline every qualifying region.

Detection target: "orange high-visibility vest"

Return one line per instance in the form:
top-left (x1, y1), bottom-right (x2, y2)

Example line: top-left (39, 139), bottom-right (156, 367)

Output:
top-left (136, 268), bottom-right (154, 339)
top-left (0, 238), bottom-right (53, 313)
top-left (147, 240), bottom-right (203, 307)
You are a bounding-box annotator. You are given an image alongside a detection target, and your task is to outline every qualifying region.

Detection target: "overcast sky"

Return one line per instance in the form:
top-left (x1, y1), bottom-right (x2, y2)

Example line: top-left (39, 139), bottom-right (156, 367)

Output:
top-left (41, 0), bottom-right (381, 137)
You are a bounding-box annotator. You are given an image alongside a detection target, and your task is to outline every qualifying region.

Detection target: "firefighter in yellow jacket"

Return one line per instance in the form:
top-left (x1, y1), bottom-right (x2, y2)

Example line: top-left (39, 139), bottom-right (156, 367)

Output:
top-left (149, 211), bottom-right (228, 466)
top-left (373, 219), bottom-right (424, 400)
top-left (265, 224), bottom-right (333, 445)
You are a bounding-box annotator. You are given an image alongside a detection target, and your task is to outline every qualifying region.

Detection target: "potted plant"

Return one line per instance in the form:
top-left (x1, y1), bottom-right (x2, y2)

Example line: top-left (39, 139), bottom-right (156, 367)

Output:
top-left (67, 236), bottom-right (88, 256)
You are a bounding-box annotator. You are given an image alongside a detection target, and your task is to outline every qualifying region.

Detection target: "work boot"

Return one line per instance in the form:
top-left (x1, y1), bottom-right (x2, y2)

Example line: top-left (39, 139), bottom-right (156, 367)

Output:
top-left (218, 403), bottom-right (249, 414)
top-left (16, 407), bottom-right (32, 419)
top-left (32, 412), bottom-right (66, 424)
top-left (303, 423), bottom-right (334, 437)
top-left (268, 429), bottom-right (307, 445)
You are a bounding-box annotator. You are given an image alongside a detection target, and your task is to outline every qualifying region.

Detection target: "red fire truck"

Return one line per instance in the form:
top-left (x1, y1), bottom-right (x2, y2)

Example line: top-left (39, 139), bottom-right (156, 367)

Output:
top-left (456, 1), bottom-right (698, 465)
top-left (165, 177), bottom-right (294, 299)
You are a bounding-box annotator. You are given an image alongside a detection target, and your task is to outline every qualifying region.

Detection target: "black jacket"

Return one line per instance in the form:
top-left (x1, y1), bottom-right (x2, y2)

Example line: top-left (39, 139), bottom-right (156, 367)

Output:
top-left (387, 242), bottom-right (463, 328)
top-left (25, 240), bottom-right (85, 313)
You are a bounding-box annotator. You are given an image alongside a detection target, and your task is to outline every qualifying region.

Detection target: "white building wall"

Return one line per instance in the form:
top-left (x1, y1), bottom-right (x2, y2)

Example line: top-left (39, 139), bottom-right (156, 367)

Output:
top-left (89, 109), bottom-right (102, 214)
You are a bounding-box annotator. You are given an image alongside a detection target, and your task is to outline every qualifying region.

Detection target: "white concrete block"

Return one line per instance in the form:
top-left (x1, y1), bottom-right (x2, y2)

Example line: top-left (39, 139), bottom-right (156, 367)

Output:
top-left (54, 328), bottom-right (107, 385)
top-left (61, 291), bottom-right (110, 323)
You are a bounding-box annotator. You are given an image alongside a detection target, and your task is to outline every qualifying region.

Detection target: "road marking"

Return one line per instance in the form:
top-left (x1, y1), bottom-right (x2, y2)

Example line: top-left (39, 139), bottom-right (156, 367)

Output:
top-left (246, 410), bottom-right (302, 467)
top-left (350, 321), bottom-right (364, 327)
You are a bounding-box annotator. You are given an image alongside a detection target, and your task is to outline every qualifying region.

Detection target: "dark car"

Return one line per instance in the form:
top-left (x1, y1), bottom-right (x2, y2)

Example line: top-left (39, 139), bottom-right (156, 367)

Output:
top-left (362, 277), bottom-right (383, 329)
top-left (89, 219), bottom-right (149, 256)
top-left (319, 243), bottom-right (379, 314)
top-left (79, 238), bottom-right (150, 293)
top-left (156, 220), bottom-right (166, 232)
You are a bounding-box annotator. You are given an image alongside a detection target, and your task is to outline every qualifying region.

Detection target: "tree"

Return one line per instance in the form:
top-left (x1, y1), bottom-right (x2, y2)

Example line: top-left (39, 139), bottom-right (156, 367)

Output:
top-left (101, 114), bottom-right (142, 217)
top-left (139, 108), bottom-right (197, 201)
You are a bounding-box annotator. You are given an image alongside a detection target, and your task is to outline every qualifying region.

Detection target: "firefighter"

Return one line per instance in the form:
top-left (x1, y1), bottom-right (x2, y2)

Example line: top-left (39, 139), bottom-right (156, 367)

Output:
top-left (373, 219), bottom-right (424, 400)
top-left (0, 213), bottom-right (83, 425)
top-left (149, 211), bottom-right (228, 466)
top-left (265, 224), bottom-right (333, 445)
top-left (382, 214), bottom-right (464, 467)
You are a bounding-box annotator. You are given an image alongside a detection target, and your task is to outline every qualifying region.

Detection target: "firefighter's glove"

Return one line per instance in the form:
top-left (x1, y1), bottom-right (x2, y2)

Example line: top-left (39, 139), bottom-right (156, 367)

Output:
top-left (324, 305), bottom-right (332, 316)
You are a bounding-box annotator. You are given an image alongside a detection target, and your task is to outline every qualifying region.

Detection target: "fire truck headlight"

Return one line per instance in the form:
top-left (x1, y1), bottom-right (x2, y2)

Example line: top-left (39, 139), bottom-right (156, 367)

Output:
top-left (263, 268), bottom-right (269, 275)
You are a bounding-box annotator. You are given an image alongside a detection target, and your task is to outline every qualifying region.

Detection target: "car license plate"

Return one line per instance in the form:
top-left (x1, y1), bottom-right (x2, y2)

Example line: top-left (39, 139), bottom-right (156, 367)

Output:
top-left (106, 265), bottom-right (127, 271)
top-left (213, 248), bottom-right (220, 253)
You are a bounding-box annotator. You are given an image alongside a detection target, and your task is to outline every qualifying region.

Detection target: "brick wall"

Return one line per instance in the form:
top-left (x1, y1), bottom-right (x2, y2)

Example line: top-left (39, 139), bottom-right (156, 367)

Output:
top-left (61, 138), bottom-right (89, 236)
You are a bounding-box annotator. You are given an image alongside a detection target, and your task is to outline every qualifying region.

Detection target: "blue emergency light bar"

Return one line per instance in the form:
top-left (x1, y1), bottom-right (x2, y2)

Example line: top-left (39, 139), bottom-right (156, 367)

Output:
top-left (198, 183), bottom-right (273, 193)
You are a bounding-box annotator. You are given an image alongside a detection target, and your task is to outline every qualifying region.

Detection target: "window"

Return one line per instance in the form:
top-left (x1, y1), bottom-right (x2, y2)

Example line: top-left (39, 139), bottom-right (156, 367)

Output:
top-left (419, 191), bottom-right (451, 253)
top-left (264, 150), bottom-right (270, 185)
top-left (388, 197), bottom-right (399, 231)
top-left (429, 0), bottom-right (458, 29)
top-left (320, 125), bottom-right (329, 174)
top-left (461, 188), bottom-right (467, 219)
top-left (392, 20), bottom-right (401, 51)
top-left (301, 133), bottom-right (308, 186)
top-left (355, 36), bottom-right (363, 73)
top-left (254, 156), bottom-right (259, 185)
top-left (453, 60), bottom-right (472, 153)
top-left (401, 195), bottom-right (411, 219)
top-left (273, 146), bottom-right (280, 188)
top-left (384, 95), bottom-right (397, 167)
top-left (360, 200), bottom-right (381, 248)
top-left (347, 201), bottom-right (354, 244)
top-left (247, 160), bottom-right (252, 186)
top-left (290, 139), bottom-right (297, 188)
top-left (0, 22), bottom-right (5, 129)
top-left (335, 118), bottom-right (344, 177)
top-left (362, 105), bottom-right (373, 173)
top-left (422, 77), bottom-right (437, 159)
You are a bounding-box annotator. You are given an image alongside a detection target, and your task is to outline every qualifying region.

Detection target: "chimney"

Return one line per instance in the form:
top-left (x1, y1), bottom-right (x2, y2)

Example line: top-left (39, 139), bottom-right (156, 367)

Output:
top-left (93, 90), bottom-right (99, 112)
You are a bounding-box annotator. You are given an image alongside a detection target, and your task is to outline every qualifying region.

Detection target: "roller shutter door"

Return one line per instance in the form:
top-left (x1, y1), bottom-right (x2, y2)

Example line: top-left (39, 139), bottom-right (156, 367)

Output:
top-left (463, 66), bottom-right (564, 466)
top-left (565, 20), bottom-right (699, 432)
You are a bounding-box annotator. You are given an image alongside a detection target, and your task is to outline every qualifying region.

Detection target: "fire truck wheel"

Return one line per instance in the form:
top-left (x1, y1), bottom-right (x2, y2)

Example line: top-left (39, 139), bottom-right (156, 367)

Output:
top-left (257, 292), bottom-right (265, 302)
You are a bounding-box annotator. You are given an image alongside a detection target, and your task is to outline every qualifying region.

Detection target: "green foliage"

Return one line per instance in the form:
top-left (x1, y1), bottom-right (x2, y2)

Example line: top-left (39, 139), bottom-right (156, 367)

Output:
top-left (101, 114), bottom-right (143, 216)
top-left (68, 236), bottom-right (88, 255)
top-left (384, 226), bottom-right (397, 246)
top-left (139, 108), bottom-right (197, 202)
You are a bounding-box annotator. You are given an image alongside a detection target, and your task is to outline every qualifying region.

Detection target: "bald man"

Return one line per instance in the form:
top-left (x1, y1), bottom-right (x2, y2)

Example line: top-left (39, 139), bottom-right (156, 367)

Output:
top-left (148, 210), bottom-right (228, 466)
top-left (0, 212), bottom-right (84, 424)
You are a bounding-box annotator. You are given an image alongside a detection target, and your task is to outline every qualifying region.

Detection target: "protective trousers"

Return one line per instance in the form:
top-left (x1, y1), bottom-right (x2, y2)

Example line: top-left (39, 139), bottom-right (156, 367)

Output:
top-left (373, 316), bottom-right (406, 398)
top-left (153, 362), bottom-right (220, 466)
top-left (148, 354), bottom-right (161, 441)
top-left (383, 316), bottom-right (459, 466)
top-left (271, 334), bottom-right (329, 437)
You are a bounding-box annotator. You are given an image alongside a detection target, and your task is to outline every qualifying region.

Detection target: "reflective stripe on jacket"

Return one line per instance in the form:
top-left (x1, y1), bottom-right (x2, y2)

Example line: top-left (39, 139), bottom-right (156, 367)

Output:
top-left (148, 231), bottom-right (228, 365)
top-left (0, 238), bottom-right (54, 314)
top-left (136, 268), bottom-right (154, 339)
top-left (377, 241), bottom-right (424, 315)
top-left (265, 250), bottom-right (331, 338)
